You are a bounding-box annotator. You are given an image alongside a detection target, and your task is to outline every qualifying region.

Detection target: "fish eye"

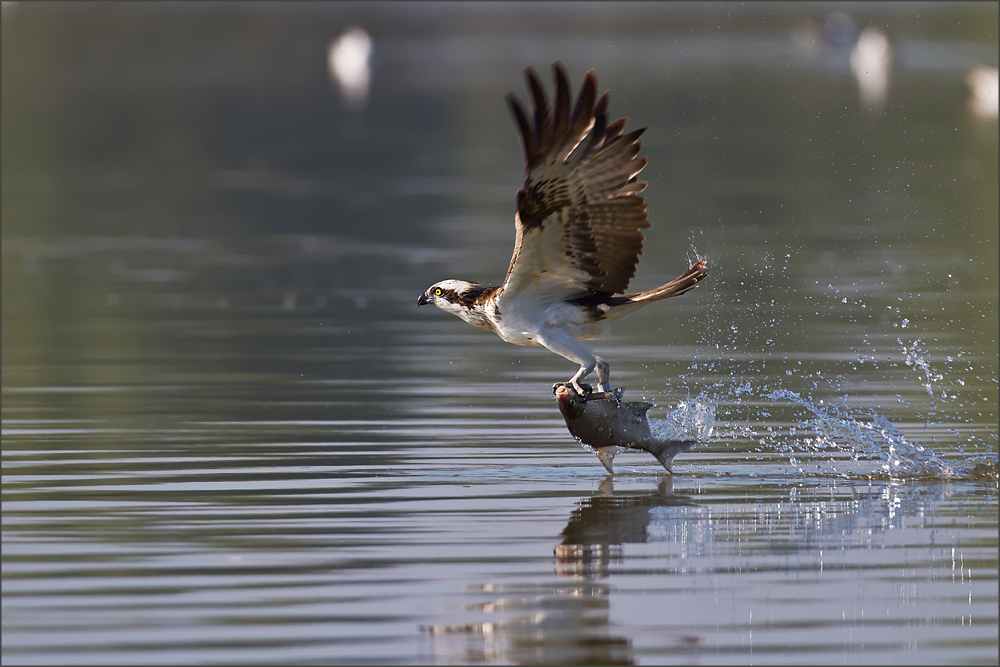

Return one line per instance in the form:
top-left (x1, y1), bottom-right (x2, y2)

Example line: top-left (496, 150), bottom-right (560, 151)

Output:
top-left (433, 288), bottom-right (443, 296)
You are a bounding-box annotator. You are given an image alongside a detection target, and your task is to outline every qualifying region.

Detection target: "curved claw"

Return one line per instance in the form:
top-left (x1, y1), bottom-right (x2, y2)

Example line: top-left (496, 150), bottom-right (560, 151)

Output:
top-left (552, 380), bottom-right (591, 397)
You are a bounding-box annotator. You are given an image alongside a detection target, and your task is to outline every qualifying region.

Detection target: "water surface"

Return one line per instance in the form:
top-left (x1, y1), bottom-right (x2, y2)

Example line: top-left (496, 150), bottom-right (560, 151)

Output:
top-left (3, 3), bottom-right (997, 664)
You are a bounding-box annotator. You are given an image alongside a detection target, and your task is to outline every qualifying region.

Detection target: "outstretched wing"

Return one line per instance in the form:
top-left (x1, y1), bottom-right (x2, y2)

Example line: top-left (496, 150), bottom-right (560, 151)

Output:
top-left (500, 62), bottom-right (651, 302)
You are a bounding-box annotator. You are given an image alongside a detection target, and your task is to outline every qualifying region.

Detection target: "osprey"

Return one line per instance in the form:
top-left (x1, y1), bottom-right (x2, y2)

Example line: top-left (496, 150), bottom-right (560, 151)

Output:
top-left (418, 62), bottom-right (707, 395)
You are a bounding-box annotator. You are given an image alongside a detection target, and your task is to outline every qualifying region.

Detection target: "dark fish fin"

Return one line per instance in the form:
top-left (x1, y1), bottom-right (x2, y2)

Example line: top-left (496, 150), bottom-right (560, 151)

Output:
top-left (595, 447), bottom-right (617, 474)
top-left (653, 440), bottom-right (697, 473)
top-left (625, 402), bottom-right (654, 420)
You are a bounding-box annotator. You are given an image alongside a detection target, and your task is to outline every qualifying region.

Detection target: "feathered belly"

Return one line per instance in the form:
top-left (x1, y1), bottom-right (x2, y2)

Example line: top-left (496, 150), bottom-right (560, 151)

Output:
top-left (493, 300), bottom-right (610, 346)
top-left (566, 321), bottom-right (611, 340)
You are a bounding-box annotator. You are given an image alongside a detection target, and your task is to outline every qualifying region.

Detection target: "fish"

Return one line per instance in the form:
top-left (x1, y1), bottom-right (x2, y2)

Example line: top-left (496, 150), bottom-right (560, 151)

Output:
top-left (554, 385), bottom-right (696, 474)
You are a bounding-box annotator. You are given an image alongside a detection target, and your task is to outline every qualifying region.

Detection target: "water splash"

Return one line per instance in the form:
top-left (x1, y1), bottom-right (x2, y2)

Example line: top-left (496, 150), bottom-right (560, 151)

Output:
top-left (684, 324), bottom-right (996, 481)
top-left (650, 396), bottom-right (716, 443)
top-left (673, 247), bottom-right (996, 481)
top-left (897, 337), bottom-right (958, 422)
top-left (766, 388), bottom-right (993, 479)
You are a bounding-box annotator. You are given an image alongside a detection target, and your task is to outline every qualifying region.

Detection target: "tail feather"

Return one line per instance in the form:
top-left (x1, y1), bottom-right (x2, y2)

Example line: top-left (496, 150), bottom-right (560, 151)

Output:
top-left (626, 260), bottom-right (707, 303)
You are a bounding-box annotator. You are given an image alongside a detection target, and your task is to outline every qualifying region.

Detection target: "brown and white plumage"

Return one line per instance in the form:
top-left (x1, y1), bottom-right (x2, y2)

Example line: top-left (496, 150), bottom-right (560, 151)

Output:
top-left (419, 62), bottom-right (707, 395)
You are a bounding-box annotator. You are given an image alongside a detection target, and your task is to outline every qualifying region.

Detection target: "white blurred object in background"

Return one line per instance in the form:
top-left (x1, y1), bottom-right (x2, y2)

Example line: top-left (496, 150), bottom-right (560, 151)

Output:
top-left (850, 26), bottom-right (893, 113)
top-left (328, 26), bottom-right (373, 110)
top-left (966, 65), bottom-right (999, 119)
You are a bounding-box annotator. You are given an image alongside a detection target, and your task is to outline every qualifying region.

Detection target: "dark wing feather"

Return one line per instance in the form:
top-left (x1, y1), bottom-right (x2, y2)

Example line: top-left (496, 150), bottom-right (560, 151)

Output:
top-left (501, 62), bottom-right (651, 299)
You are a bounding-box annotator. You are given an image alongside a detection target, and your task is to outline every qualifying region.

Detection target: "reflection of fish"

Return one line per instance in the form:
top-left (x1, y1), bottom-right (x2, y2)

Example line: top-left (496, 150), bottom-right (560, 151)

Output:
top-left (555, 477), bottom-right (697, 577)
top-left (555, 386), bottom-right (695, 474)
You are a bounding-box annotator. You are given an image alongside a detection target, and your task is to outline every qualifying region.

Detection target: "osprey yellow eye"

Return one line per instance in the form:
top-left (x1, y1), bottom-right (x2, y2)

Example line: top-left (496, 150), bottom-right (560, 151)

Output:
top-left (433, 288), bottom-right (443, 296)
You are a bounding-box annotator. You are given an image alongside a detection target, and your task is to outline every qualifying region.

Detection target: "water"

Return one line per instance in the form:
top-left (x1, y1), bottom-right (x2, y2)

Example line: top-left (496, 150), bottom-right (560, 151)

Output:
top-left (2, 3), bottom-right (997, 664)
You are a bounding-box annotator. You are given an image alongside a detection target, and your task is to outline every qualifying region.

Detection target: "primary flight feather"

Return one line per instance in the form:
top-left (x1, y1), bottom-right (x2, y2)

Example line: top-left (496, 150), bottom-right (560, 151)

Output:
top-left (418, 62), bottom-right (708, 395)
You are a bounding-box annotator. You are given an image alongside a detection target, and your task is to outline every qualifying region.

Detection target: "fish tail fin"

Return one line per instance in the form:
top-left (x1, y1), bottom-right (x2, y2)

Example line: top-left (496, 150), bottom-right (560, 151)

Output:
top-left (652, 440), bottom-right (697, 473)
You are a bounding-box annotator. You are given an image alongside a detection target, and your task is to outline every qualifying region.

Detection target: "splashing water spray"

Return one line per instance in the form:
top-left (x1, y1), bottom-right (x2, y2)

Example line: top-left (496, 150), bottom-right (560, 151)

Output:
top-left (642, 246), bottom-right (997, 481)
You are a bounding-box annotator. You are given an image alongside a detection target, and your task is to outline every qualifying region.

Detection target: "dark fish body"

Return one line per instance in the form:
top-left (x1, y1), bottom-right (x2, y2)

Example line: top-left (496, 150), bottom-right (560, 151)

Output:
top-left (555, 386), bottom-right (695, 474)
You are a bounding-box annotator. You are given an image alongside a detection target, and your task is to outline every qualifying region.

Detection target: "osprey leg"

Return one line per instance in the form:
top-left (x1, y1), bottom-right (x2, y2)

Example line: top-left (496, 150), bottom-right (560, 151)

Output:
top-left (536, 328), bottom-right (612, 395)
top-left (594, 356), bottom-right (610, 391)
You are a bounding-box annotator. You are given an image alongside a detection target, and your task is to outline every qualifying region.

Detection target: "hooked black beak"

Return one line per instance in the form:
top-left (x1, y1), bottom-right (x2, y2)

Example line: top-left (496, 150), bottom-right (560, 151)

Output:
top-left (417, 293), bottom-right (430, 307)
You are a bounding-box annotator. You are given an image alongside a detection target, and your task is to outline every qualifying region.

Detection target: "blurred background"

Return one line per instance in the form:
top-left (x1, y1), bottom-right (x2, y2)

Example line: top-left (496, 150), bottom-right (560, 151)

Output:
top-left (2, 2), bottom-right (997, 664)
top-left (2, 2), bottom-right (996, 393)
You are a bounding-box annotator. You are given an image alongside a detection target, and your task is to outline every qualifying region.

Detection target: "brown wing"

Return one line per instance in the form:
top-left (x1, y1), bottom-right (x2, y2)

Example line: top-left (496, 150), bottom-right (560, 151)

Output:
top-left (500, 62), bottom-right (650, 300)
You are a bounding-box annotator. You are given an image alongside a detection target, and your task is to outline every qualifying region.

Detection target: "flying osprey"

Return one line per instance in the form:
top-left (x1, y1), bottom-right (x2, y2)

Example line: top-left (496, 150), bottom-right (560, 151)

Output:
top-left (418, 62), bottom-right (707, 395)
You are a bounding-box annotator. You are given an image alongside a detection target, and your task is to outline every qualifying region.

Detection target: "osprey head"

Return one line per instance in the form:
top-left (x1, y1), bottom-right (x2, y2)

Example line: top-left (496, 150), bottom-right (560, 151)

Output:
top-left (417, 279), bottom-right (482, 311)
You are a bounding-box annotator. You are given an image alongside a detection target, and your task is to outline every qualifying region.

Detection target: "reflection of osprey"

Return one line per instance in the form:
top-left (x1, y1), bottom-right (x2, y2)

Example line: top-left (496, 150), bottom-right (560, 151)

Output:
top-left (419, 63), bottom-right (707, 394)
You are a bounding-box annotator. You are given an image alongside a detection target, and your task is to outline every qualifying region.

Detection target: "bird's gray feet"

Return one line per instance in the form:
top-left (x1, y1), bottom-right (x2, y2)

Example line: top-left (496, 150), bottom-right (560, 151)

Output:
top-left (552, 381), bottom-right (616, 398)
top-left (553, 380), bottom-right (592, 397)
top-left (594, 358), bottom-right (611, 395)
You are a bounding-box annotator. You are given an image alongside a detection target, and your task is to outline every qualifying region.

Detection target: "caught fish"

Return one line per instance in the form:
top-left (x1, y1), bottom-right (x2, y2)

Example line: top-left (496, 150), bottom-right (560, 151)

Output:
top-left (554, 386), bottom-right (696, 474)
